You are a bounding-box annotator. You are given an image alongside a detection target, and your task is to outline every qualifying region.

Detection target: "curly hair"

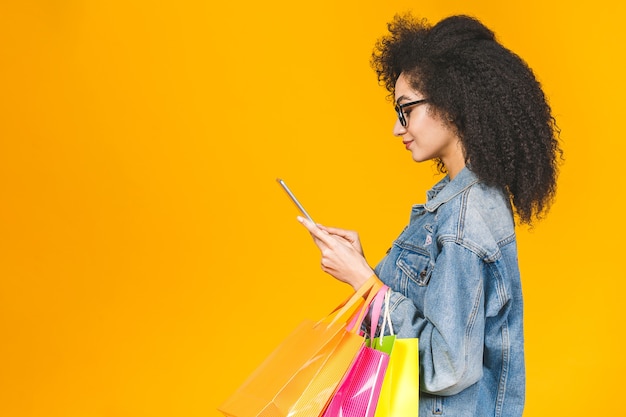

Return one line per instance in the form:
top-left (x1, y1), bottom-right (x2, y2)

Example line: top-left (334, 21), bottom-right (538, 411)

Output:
top-left (371, 13), bottom-right (563, 225)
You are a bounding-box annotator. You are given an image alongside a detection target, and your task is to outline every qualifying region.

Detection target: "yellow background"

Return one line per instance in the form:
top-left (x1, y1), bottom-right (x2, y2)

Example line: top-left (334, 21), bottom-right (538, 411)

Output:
top-left (0, 1), bottom-right (623, 416)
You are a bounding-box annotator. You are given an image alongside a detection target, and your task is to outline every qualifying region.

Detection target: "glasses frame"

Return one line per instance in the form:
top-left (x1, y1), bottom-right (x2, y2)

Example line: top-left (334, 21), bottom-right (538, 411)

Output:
top-left (395, 99), bottom-right (428, 127)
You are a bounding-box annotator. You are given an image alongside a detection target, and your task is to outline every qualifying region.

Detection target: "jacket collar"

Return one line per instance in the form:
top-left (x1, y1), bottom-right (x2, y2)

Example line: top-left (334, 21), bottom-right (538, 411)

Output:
top-left (424, 167), bottom-right (479, 212)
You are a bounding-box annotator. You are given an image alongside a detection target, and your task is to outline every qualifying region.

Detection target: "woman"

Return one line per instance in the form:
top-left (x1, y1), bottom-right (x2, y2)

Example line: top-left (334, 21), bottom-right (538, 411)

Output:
top-left (297, 13), bottom-right (562, 417)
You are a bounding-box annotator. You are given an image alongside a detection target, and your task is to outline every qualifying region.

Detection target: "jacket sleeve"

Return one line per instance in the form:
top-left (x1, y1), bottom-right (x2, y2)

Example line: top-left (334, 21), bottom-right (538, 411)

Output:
top-left (387, 241), bottom-right (487, 396)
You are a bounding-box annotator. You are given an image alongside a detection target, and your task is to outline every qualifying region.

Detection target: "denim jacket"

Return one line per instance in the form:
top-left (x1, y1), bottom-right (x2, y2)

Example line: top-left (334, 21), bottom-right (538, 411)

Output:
top-left (373, 167), bottom-right (525, 417)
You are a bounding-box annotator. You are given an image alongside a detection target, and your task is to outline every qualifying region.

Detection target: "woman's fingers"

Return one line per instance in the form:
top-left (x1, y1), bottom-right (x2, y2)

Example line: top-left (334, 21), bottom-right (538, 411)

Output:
top-left (297, 216), bottom-right (333, 246)
top-left (297, 216), bottom-right (374, 289)
top-left (320, 225), bottom-right (355, 241)
top-left (316, 224), bottom-right (364, 255)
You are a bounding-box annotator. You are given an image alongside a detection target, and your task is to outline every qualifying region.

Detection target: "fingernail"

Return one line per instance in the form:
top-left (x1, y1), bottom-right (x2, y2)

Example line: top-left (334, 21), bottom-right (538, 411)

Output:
top-left (296, 216), bottom-right (304, 223)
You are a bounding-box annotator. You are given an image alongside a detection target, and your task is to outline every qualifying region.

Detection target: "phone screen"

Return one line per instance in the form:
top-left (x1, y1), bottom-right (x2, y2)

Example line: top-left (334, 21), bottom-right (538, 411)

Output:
top-left (276, 178), bottom-right (315, 223)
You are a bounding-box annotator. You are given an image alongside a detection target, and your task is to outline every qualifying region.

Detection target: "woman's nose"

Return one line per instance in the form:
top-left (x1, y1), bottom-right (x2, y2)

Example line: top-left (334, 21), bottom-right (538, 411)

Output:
top-left (392, 119), bottom-right (407, 137)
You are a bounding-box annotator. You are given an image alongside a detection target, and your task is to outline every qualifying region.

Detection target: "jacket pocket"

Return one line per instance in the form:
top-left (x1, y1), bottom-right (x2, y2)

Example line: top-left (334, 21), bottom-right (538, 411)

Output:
top-left (396, 248), bottom-right (434, 287)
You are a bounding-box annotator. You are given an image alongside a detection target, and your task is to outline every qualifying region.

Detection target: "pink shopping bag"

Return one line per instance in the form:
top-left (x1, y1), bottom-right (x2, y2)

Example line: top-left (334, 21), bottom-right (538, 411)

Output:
top-left (321, 286), bottom-right (389, 417)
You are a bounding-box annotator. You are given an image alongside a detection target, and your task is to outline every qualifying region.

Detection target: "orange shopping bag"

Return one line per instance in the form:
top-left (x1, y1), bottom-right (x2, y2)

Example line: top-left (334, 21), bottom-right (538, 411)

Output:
top-left (218, 276), bottom-right (384, 417)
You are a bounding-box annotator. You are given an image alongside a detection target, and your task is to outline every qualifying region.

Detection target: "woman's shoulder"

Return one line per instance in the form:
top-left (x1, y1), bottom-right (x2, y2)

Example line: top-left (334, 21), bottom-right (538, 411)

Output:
top-left (436, 181), bottom-right (515, 256)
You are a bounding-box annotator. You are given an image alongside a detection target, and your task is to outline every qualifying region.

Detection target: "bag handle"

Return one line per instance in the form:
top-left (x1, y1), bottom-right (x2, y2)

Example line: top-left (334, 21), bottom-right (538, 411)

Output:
top-left (375, 288), bottom-right (394, 348)
top-left (337, 278), bottom-right (384, 334)
top-left (344, 283), bottom-right (388, 333)
top-left (346, 281), bottom-right (386, 335)
top-left (368, 285), bottom-right (388, 340)
top-left (320, 275), bottom-right (384, 330)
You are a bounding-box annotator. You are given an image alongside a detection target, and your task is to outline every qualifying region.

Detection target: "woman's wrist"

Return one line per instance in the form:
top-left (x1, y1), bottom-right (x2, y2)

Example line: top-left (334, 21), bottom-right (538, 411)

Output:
top-left (352, 271), bottom-right (381, 292)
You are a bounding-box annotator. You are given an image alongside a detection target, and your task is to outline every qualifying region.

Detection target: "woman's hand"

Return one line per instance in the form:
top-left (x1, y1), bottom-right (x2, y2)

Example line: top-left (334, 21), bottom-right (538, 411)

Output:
top-left (316, 224), bottom-right (365, 256)
top-left (297, 216), bottom-right (374, 290)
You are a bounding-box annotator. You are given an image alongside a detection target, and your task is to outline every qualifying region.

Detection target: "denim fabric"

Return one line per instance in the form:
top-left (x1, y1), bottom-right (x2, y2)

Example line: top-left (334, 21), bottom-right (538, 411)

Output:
top-left (373, 167), bottom-right (525, 417)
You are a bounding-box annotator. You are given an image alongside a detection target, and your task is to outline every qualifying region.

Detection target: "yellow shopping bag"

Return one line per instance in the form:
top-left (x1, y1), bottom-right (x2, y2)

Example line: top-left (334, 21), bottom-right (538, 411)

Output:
top-left (369, 289), bottom-right (419, 417)
top-left (218, 276), bottom-right (384, 417)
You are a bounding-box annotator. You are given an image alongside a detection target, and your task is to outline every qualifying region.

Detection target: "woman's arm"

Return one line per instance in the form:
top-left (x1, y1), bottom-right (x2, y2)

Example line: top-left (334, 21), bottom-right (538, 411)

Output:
top-left (388, 241), bottom-right (487, 396)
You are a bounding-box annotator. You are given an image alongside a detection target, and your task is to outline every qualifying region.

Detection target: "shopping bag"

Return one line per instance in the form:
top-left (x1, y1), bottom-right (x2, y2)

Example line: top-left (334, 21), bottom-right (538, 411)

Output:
top-left (218, 276), bottom-right (384, 417)
top-left (321, 285), bottom-right (390, 417)
top-left (368, 289), bottom-right (419, 417)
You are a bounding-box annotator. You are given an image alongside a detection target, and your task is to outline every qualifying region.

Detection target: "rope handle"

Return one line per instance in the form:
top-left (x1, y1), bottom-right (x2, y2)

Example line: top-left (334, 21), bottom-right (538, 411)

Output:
top-left (375, 288), bottom-right (394, 348)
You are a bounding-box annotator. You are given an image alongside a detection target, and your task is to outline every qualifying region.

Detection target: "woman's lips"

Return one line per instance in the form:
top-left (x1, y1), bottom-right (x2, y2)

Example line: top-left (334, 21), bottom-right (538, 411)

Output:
top-left (403, 140), bottom-right (413, 150)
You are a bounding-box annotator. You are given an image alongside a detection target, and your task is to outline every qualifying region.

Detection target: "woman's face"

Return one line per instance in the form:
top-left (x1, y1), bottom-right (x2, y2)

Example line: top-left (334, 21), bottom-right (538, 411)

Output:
top-left (393, 73), bottom-right (465, 177)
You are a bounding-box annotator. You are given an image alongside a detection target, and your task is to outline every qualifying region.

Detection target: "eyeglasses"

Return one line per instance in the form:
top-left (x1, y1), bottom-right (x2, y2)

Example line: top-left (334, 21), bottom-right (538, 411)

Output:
top-left (394, 99), bottom-right (428, 127)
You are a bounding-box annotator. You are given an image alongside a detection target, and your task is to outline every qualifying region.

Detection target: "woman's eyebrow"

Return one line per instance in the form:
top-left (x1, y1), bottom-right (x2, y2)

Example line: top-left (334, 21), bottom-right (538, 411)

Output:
top-left (395, 94), bottom-right (413, 104)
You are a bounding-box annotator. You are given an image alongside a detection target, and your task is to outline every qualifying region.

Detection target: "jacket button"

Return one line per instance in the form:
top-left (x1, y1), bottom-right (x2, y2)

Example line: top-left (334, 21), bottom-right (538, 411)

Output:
top-left (419, 270), bottom-right (427, 278)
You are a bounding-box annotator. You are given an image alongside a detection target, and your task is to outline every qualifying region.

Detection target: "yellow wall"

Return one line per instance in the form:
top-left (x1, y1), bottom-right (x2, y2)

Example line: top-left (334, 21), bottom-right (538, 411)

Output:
top-left (1, 1), bottom-right (623, 416)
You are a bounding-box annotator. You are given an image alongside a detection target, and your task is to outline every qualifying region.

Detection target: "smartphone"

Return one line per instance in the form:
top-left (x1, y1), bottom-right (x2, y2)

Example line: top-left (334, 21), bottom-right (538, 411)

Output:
top-left (276, 178), bottom-right (315, 223)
